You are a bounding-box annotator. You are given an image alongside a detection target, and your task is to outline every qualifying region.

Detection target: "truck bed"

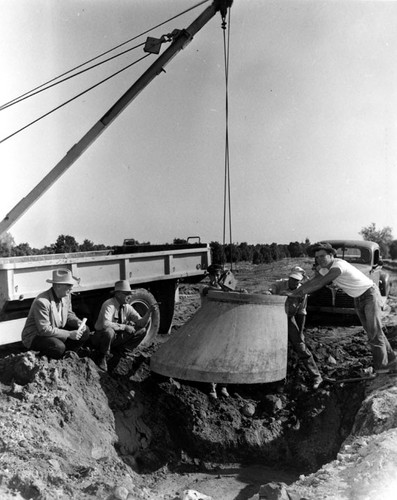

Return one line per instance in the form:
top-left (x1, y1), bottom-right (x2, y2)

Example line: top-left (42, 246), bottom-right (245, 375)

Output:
top-left (0, 243), bottom-right (210, 345)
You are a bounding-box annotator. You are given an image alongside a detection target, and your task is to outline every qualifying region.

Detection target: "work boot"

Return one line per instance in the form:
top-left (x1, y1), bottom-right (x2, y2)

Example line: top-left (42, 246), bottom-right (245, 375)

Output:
top-left (376, 359), bottom-right (397, 374)
top-left (220, 386), bottom-right (230, 398)
top-left (64, 350), bottom-right (80, 360)
top-left (312, 375), bottom-right (323, 390)
top-left (209, 383), bottom-right (218, 399)
top-left (98, 355), bottom-right (108, 372)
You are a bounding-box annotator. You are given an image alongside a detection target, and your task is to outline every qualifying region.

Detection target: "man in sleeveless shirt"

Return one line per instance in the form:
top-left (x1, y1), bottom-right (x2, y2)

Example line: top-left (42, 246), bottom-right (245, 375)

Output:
top-left (289, 242), bottom-right (396, 374)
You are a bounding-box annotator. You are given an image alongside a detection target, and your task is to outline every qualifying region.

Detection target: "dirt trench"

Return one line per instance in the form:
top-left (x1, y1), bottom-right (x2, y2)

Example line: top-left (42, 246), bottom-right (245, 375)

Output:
top-left (0, 260), bottom-right (397, 499)
top-left (0, 345), bottom-right (369, 500)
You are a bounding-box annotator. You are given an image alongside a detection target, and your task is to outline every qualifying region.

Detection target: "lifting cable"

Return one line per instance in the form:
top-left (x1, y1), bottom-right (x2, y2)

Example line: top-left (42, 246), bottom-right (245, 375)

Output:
top-left (0, 0), bottom-right (210, 112)
top-left (221, 8), bottom-right (233, 271)
top-left (0, 42), bottom-right (146, 112)
top-left (0, 53), bottom-right (150, 145)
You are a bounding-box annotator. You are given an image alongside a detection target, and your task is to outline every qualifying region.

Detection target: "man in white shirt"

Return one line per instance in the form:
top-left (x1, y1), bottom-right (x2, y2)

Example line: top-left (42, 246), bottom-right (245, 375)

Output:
top-left (289, 242), bottom-right (396, 374)
top-left (92, 280), bottom-right (158, 371)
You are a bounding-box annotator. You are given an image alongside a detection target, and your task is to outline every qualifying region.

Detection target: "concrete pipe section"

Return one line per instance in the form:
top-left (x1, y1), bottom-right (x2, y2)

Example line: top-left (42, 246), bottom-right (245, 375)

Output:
top-left (150, 290), bottom-right (288, 384)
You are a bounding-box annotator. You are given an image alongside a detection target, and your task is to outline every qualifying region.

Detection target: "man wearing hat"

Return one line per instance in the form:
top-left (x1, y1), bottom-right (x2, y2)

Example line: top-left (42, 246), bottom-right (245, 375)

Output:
top-left (21, 268), bottom-right (90, 359)
top-left (289, 242), bottom-right (397, 374)
top-left (268, 268), bottom-right (323, 389)
top-left (92, 280), bottom-right (158, 371)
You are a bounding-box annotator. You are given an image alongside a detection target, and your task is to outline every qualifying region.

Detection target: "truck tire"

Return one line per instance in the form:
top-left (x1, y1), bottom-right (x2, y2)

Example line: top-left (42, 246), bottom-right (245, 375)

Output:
top-left (129, 288), bottom-right (160, 347)
top-left (151, 281), bottom-right (177, 334)
top-left (379, 273), bottom-right (391, 297)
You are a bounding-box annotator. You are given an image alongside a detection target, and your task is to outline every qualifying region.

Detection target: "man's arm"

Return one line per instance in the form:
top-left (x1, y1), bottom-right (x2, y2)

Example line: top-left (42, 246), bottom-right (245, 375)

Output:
top-left (32, 298), bottom-right (73, 340)
top-left (127, 304), bottom-right (159, 329)
top-left (290, 267), bottom-right (341, 297)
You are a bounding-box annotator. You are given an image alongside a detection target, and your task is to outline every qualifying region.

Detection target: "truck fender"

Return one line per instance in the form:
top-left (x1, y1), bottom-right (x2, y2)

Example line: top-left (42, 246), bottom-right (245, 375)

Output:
top-left (129, 288), bottom-right (160, 346)
top-left (379, 272), bottom-right (391, 297)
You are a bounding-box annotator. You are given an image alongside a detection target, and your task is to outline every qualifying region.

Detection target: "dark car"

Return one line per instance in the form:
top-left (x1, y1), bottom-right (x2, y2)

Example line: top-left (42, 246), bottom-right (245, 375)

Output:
top-left (307, 240), bottom-right (390, 315)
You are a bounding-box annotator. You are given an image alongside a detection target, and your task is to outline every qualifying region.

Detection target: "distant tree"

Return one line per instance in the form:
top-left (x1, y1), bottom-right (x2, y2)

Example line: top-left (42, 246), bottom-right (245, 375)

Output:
top-left (288, 241), bottom-right (305, 257)
top-left (12, 242), bottom-right (34, 256)
top-left (173, 238), bottom-right (187, 245)
top-left (389, 240), bottom-right (397, 260)
top-left (260, 245), bottom-right (272, 263)
top-left (53, 234), bottom-right (79, 253)
top-left (359, 223), bottom-right (393, 257)
top-left (252, 247), bottom-right (263, 264)
top-left (79, 239), bottom-right (96, 252)
top-left (210, 241), bottom-right (225, 265)
top-left (224, 243), bottom-right (241, 263)
top-left (270, 243), bottom-right (280, 261)
top-left (39, 244), bottom-right (56, 254)
top-left (238, 242), bottom-right (253, 262)
top-left (0, 232), bottom-right (15, 256)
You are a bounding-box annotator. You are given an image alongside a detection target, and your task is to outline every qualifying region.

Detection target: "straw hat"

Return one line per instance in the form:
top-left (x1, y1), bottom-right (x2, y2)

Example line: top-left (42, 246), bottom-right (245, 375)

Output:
top-left (113, 280), bottom-right (132, 294)
top-left (46, 269), bottom-right (79, 285)
top-left (288, 271), bottom-right (304, 281)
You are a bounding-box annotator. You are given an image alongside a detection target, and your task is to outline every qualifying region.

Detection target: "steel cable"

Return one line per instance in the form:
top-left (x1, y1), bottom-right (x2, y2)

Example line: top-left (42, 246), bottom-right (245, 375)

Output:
top-left (0, 0), bottom-right (210, 111)
top-left (221, 8), bottom-right (233, 270)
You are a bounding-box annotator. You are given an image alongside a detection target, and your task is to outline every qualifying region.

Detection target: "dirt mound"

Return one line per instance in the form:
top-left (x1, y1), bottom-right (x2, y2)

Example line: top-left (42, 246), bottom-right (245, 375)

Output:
top-left (0, 353), bottom-right (151, 499)
top-left (0, 259), bottom-right (396, 499)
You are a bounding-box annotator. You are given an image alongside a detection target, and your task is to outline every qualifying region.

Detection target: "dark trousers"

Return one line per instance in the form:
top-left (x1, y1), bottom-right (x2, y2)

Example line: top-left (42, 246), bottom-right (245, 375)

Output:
top-left (288, 314), bottom-right (320, 378)
top-left (91, 327), bottom-right (146, 356)
top-left (30, 329), bottom-right (91, 360)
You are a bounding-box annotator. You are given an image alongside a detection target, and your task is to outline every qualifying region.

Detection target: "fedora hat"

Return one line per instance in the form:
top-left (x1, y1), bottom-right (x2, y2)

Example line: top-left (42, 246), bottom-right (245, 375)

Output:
top-left (308, 242), bottom-right (337, 257)
top-left (113, 280), bottom-right (132, 294)
top-left (46, 268), bottom-right (79, 285)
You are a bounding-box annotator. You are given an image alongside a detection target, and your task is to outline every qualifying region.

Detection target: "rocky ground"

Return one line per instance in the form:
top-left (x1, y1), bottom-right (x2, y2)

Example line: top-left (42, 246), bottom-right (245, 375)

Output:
top-left (0, 258), bottom-right (397, 500)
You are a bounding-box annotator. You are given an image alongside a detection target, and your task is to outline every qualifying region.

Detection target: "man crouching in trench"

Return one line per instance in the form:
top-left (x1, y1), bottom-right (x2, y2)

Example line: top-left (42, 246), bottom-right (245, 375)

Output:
top-left (91, 280), bottom-right (158, 372)
top-left (21, 268), bottom-right (90, 359)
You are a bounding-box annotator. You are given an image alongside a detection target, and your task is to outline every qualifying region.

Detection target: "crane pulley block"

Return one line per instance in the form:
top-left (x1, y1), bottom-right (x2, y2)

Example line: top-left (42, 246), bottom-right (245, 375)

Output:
top-left (144, 29), bottom-right (183, 55)
top-left (144, 37), bottom-right (164, 55)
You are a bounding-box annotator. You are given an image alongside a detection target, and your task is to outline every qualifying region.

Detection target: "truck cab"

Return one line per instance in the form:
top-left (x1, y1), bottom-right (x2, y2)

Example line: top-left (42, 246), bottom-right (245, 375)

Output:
top-left (307, 239), bottom-right (390, 315)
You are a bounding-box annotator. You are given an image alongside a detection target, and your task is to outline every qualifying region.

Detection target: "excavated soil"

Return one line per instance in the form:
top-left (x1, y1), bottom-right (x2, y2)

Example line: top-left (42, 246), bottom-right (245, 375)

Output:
top-left (0, 258), bottom-right (397, 500)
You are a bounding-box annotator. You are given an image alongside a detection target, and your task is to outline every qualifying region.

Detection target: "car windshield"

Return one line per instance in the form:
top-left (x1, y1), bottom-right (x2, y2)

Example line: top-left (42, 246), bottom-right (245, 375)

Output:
top-left (334, 246), bottom-right (370, 264)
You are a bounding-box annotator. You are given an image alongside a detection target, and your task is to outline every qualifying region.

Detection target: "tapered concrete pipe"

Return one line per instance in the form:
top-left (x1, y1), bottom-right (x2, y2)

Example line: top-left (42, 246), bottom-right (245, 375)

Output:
top-left (150, 290), bottom-right (288, 384)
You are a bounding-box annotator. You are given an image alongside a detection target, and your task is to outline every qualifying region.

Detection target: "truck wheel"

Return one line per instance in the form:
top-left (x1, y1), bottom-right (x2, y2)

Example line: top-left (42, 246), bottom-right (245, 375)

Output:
top-left (129, 288), bottom-right (160, 346)
top-left (151, 281), bottom-right (177, 334)
top-left (379, 273), bottom-right (391, 297)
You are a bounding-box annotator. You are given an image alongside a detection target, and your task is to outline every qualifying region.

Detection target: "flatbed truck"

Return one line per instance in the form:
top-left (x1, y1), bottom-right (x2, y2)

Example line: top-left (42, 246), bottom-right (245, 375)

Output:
top-left (0, 241), bottom-right (210, 346)
top-left (0, 1), bottom-right (234, 346)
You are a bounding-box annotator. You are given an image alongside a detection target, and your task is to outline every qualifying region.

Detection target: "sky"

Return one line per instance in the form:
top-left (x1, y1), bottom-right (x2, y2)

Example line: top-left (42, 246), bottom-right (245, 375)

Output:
top-left (1, 0), bottom-right (397, 249)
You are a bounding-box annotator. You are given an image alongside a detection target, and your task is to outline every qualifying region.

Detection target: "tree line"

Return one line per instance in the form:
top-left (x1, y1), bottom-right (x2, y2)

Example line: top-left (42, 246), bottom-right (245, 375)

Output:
top-left (0, 223), bottom-right (396, 261)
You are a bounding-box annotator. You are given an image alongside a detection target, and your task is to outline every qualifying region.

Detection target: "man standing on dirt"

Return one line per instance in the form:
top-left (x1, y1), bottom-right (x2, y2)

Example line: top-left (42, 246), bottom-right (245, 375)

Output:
top-left (268, 269), bottom-right (323, 389)
top-left (92, 280), bottom-right (158, 372)
top-left (21, 268), bottom-right (90, 359)
top-left (201, 264), bottom-right (231, 399)
top-left (289, 242), bottom-right (397, 374)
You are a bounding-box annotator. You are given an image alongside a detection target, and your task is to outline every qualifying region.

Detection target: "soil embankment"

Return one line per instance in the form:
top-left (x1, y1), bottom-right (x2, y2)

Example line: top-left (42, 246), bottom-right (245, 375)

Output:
top-left (0, 258), bottom-right (396, 499)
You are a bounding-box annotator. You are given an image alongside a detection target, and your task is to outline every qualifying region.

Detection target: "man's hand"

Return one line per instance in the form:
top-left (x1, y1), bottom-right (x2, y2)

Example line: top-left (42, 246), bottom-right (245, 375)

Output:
top-left (124, 325), bottom-right (136, 334)
top-left (148, 303), bottom-right (160, 314)
top-left (133, 328), bottom-right (147, 340)
top-left (69, 330), bottom-right (83, 340)
top-left (285, 297), bottom-right (302, 317)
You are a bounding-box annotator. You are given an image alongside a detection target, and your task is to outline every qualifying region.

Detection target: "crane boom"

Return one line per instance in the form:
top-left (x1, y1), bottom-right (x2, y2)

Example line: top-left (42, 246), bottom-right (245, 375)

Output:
top-left (0, 0), bottom-right (232, 237)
